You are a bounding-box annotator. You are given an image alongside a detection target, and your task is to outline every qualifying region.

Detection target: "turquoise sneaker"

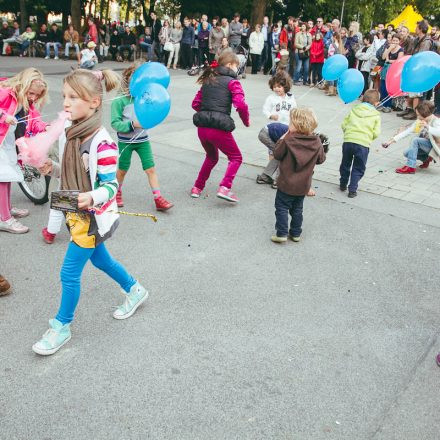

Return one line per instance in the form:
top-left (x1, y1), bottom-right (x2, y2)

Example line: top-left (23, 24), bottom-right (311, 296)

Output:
top-left (32, 319), bottom-right (71, 356)
top-left (113, 282), bottom-right (148, 320)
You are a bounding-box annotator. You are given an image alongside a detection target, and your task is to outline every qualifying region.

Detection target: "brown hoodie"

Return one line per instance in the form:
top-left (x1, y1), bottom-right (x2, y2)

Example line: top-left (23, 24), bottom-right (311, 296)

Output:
top-left (273, 132), bottom-right (326, 196)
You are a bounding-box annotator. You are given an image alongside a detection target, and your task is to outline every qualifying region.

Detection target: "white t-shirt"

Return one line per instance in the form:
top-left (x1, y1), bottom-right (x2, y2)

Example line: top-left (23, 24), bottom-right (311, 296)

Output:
top-left (80, 49), bottom-right (96, 63)
top-left (262, 92), bottom-right (297, 125)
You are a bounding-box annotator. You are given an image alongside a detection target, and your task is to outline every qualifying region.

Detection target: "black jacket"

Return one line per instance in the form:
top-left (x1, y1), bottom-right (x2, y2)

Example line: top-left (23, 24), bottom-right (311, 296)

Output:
top-left (151, 20), bottom-right (162, 43)
top-left (37, 30), bottom-right (49, 43)
top-left (193, 66), bottom-right (237, 132)
top-left (0, 26), bottom-right (12, 40)
top-left (48, 29), bottom-right (63, 44)
top-left (110, 33), bottom-right (120, 47)
top-left (120, 31), bottom-right (136, 46)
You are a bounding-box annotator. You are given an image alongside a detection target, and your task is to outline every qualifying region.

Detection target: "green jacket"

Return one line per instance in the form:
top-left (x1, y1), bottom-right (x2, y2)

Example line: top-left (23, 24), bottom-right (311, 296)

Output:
top-left (341, 103), bottom-right (381, 148)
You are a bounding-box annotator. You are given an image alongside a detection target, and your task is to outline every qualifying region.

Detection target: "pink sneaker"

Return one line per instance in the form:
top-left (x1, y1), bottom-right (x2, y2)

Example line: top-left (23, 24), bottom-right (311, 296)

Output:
top-left (0, 218), bottom-right (29, 234)
top-left (10, 207), bottom-right (29, 218)
top-left (190, 187), bottom-right (202, 198)
top-left (217, 186), bottom-right (238, 203)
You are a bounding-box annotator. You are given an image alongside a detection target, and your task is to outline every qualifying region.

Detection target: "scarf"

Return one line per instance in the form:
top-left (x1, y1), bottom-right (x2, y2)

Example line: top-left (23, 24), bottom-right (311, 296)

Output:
top-left (61, 109), bottom-right (101, 192)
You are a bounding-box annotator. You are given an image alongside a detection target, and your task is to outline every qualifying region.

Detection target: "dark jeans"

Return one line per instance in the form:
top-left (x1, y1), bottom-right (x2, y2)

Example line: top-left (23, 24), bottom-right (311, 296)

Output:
top-left (109, 46), bottom-right (119, 60)
top-left (118, 44), bottom-right (133, 59)
top-left (361, 71), bottom-right (370, 95)
top-left (339, 142), bottom-right (370, 192)
top-left (288, 48), bottom-right (295, 77)
top-left (294, 53), bottom-right (310, 83)
top-left (198, 47), bottom-right (209, 65)
top-left (261, 41), bottom-right (270, 73)
top-left (274, 190), bottom-right (305, 238)
top-left (251, 53), bottom-right (261, 74)
top-left (310, 63), bottom-right (323, 84)
top-left (380, 79), bottom-right (391, 108)
top-left (180, 43), bottom-right (192, 69)
top-left (435, 86), bottom-right (440, 115)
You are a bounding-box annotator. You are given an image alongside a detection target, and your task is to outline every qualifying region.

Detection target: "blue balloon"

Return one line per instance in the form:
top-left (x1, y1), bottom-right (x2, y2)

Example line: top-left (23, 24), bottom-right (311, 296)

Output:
top-left (337, 68), bottom-right (364, 104)
top-left (134, 83), bottom-right (171, 129)
top-left (130, 62), bottom-right (170, 97)
top-left (322, 55), bottom-right (349, 81)
top-left (401, 52), bottom-right (440, 93)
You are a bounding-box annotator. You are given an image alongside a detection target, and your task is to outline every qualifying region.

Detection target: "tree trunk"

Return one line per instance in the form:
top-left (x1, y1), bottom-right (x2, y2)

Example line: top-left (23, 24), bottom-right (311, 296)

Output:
top-left (99, 0), bottom-right (106, 19)
top-left (125, 0), bottom-right (131, 23)
top-left (19, 0), bottom-right (28, 30)
top-left (250, 0), bottom-right (267, 28)
top-left (139, 0), bottom-right (148, 24)
top-left (149, 0), bottom-right (156, 15)
top-left (88, 0), bottom-right (95, 16)
top-left (105, 0), bottom-right (111, 22)
top-left (71, 0), bottom-right (82, 32)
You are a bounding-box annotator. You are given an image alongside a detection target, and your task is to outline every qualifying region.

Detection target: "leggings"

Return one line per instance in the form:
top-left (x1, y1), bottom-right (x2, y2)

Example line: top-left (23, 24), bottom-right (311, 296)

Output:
top-left (194, 127), bottom-right (242, 190)
top-left (0, 182), bottom-right (12, 221)
top-left (55, 241), bottom-right (136, 324)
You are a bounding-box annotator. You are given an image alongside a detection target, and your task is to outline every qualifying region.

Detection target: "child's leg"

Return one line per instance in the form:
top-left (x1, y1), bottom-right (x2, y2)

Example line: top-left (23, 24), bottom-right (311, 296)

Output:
top-left (339, 143), bottom-right (354, 188)
top-left (274, 190), bottom-right (291, 237)
top-left (258, 127), bottom-right (279, 179)
top-left (404, 137), bottom-right (432, 168)
top-left (117, 142), bottom-right (134, 184)
top-left (288, 195), bottom-right (305, 238)
top-left (47, 209), bottom-right (65, 235)
top-left (216, 132), bottom-right (243, 189)
top-left (134, 141), bottom-right (160, 196)
top-left (0, 182), bottom-right (12, 221)
top-left (55, 242), bottom-right (95, 324)
top-left (348, 144), bottom-right (369, 192)
top-left (194, 127), bottom-right (220, 190)
top-left (89, 243), bottom-right (137, 293)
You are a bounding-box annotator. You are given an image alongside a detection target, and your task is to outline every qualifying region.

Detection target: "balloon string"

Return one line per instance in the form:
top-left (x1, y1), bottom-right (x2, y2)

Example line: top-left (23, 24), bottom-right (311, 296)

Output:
top-left (296, 79), bottom-right (324, 101)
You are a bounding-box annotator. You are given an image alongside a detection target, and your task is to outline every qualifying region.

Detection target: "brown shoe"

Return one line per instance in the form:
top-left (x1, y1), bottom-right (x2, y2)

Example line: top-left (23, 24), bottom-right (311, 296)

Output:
top-left (397, 108), bottom-right (411, 117)
top-left (325, 86), bottom-right (337, 96)
top-left (0, 275), bottom-right (11, 296)
top-left (402, 110), bottom-right (417, 120)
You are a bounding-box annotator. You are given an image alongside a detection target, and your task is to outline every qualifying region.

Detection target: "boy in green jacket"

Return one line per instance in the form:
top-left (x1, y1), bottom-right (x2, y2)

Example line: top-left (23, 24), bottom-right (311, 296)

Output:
top-left (339, 89), bottom-right (381, 198)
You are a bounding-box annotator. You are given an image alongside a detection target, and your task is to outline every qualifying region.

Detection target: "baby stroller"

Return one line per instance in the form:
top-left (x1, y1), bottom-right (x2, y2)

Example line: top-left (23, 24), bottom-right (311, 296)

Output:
top-left (235, 45), bottom-right (249, 79)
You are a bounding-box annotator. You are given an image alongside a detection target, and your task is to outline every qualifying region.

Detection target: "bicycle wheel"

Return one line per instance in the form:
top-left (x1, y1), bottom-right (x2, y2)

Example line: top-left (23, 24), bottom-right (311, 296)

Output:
top-left (18, 164), bottom-right (51, 205)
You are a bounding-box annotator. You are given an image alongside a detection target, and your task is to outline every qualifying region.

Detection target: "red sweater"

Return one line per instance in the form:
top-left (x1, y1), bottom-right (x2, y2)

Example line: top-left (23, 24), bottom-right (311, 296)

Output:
top-left (310, 39), bottom-right (324, 63)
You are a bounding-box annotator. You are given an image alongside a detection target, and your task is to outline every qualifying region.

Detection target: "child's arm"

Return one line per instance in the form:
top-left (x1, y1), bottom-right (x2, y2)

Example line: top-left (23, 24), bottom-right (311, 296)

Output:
top-left (262, 95), bottom-right (275, 120)
top-left (192, 89), bottom-right (202, 112)
top-left (229, 80), bottom-right (250, 127)
top-left (88, 142), bottom-right (119, 206)
top-left (28, 108), bottom-right (48, 134)
top-left (110, 97), bottom-right (134, 133)
top-left (273, 138), bottom-right (287, 160)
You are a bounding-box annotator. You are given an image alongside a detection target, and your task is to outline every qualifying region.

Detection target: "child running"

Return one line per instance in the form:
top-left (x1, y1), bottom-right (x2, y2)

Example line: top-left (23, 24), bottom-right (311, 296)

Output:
top-left (0, 68), bottom-right (48, 234)
top-left (191, 49), bottom-right (250, 202)
top-left (111, 64), bottom-right (173, 211)
top-left (256, 70), bottom-right (297, 187)
top-left (33, 69), bottom-right (148, 356)
top-left (271, 107), bottom-right (326, 243)
top-left (383, 101), bottom-right (440, 174)
top-left (339, 89), bottom-right (381, 198)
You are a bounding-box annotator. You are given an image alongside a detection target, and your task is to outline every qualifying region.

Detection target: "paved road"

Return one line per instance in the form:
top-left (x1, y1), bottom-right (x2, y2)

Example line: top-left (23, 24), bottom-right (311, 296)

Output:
top-left (1, 57), bottom-right (440, 440)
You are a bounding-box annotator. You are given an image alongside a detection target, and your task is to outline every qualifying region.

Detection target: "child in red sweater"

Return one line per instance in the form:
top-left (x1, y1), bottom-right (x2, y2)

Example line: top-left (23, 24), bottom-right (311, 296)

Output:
top-left (310, 32), bottom-right (325, 86)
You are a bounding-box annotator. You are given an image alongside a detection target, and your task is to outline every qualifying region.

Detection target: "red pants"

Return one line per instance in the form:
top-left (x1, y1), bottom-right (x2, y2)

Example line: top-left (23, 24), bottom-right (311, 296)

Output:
top-left (194, 127), bottom-right (242, 190)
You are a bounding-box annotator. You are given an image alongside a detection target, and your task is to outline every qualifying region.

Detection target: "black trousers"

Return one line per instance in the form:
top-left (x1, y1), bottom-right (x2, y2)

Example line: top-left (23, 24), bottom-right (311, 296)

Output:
top-left (274, 190), bottom-right (305, 238)
top-left (251, 53), bottom-right (261, 74)
top-left (180, 43), bottom-right (193, 69)
top-left (198, 47), bottom-right (209, 65)
top-left (311, 63), bottom-right (323, 84)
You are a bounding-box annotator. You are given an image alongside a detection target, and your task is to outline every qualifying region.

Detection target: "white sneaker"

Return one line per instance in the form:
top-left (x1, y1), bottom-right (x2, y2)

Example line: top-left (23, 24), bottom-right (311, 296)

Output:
top-left (10, 207), bottom-right (29, 218)
top-left (54, 56), bottom-right (59, 60)
top-left (44, 56), bottom-right (50, 59)
top-left (0, 218), bottom-right (29, 234)
top-left (113, 282), bottom-right (148, 320)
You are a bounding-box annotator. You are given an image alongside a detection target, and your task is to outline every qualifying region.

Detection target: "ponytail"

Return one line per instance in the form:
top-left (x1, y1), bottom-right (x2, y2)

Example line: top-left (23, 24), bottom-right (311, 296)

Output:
top-left (101, 69), bottom-right (120, 92)
top-left (197, 49), bottom-right (240, 85)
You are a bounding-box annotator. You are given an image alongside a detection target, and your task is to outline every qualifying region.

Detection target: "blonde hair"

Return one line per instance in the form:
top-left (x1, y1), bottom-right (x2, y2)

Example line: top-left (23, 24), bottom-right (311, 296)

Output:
top-left (0, 68), bottom-right (48, 111)
top-left (63, 69), bottom-right (120, 104)
top-left (120, 62), bottom-right (142, 96)
top-left (350, 21), bottom-right (360, 35)
top-left (290, 107), bottom-right (318, 135)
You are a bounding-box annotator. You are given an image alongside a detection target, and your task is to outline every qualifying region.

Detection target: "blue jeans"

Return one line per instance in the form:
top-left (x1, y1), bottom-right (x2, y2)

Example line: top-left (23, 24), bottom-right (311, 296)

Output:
top-left (19, 40), bottom-right (30, 55)
top-left (45, 42), bottom-right (61, 57)
top-left (55, 242), bottom-right (136, 324)
top-left (140, 41), bottom-right (153, 60)
top-left (294, 53), bottom-right (309, 83)
top-left (274, 190), bottom-right (305, 237)
top-left (339, 142), bottom-right (369, 192)
top-left (404, 137), bottom-right (432, 168)
top-left (380, 79), bottom-right (392, 108)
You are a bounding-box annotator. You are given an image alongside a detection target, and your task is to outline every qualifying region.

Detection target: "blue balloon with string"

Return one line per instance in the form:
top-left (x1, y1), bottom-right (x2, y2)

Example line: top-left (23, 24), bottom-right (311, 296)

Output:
top-left (337, 69), bottom-right (364, 104)
top-left (322, 54), bottom-right (349, 81)
top-left (134, 82), bottom-right (171, 129)
top-left (130, 62), bottom-right (170, 97)
top-left (401, 51), bottom-right (440, 93)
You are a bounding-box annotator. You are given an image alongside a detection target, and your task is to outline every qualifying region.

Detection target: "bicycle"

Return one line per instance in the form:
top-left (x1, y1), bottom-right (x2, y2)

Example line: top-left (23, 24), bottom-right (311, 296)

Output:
top-left (18, 161), bottom-right (51, 205)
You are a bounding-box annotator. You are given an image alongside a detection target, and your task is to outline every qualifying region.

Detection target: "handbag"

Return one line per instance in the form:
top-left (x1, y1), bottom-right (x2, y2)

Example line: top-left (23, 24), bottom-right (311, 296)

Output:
top-left (164, 41), bottom-right (173, 52)
top-left (298, 50), bottom-right (309, 60)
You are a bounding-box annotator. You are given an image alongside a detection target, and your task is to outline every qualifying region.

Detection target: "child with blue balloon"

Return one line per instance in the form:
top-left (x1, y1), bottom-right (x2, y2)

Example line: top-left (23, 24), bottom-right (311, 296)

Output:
top-left (338, 89), bottom-right (381, 198)
top-left (191, 50), bottom-right (250, 203)
top-left (111, 64), bottom-right (173, 212)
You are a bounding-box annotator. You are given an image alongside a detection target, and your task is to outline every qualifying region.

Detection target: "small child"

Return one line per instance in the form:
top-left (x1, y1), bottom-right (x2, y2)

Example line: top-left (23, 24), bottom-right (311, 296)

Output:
top-left (256, 71), bottom-right (297, 187)
top-left (271, 107), bottom-right (326, 243)
top-left (309, 32), bottom-right (324, 86)
top-left (339, 89), bottom-right (381, 198)
top-left (383, 101), bottom-right (439, 174)
top-left (80, 41), bottom-right (98, 69)
top-left (111, 64), bottom-right (173, 211)
top-left (191, 50), bottom-right (250, 202)
top-left (274, 43), bottom-right (289, 73)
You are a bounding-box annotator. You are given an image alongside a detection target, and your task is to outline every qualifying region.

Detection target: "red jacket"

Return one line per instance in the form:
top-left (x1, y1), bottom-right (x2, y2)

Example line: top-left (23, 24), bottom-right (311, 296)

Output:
top-left (88, 23), bottom-right (98, 44)
top-left (310, 39), bottom-right (324, 63)
top-left (279, 26), bottom-right (297, 50)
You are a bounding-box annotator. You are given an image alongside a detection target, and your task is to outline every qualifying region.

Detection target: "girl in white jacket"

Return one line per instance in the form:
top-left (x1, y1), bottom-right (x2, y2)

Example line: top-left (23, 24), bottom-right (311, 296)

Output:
top-left (355, 34), bottom-right (376, 95)
top-left (249, 25), bottom-right (264, 74)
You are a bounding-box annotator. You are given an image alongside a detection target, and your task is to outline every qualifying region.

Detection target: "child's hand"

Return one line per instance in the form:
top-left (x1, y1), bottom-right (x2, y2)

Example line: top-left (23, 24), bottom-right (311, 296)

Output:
top-left (270, 114), bottom-right (279, 121)
top-left (382, 139), bottom-right (394, 148)
top-left (132, 120), bottom-right (142, 128)
top-left (38, 159), bottom-right (53, 175)
top-left (78, 192), bottom-right (93, 209)
top-left (5, 115), bottom-right (17, 125)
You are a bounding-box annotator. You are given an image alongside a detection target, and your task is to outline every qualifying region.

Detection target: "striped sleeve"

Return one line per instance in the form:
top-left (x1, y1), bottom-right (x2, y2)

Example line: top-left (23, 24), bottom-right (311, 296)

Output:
top-left (90, 141), bottom-right (119, 206)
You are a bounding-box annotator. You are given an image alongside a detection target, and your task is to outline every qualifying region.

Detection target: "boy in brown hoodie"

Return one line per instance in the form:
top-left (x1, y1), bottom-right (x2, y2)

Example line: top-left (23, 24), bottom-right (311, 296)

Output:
top-left (271, 108), bottom-right (326, 243)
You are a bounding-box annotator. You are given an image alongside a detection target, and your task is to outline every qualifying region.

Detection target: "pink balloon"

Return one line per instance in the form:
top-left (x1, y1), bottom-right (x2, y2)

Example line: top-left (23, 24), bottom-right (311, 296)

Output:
top-left (386, 55), bottom-right (411, 98)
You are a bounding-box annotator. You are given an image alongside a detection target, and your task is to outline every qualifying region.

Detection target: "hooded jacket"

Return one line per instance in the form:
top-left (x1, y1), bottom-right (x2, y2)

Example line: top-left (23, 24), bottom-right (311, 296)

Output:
top-left (341, 103), bottom-right (381, 148)
top-left (273, 132), bottom-right (326, 196)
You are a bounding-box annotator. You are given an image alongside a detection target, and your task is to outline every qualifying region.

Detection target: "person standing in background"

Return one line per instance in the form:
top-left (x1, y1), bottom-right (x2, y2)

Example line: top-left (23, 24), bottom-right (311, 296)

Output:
top-left (261, 16), bottom-right (271, 74)
top-left (150, 11), bottom-right (162, 61)
top-left (180, 17), bottom-right (195, 69)
top-left (229, 13), bottom-right (243, 52)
